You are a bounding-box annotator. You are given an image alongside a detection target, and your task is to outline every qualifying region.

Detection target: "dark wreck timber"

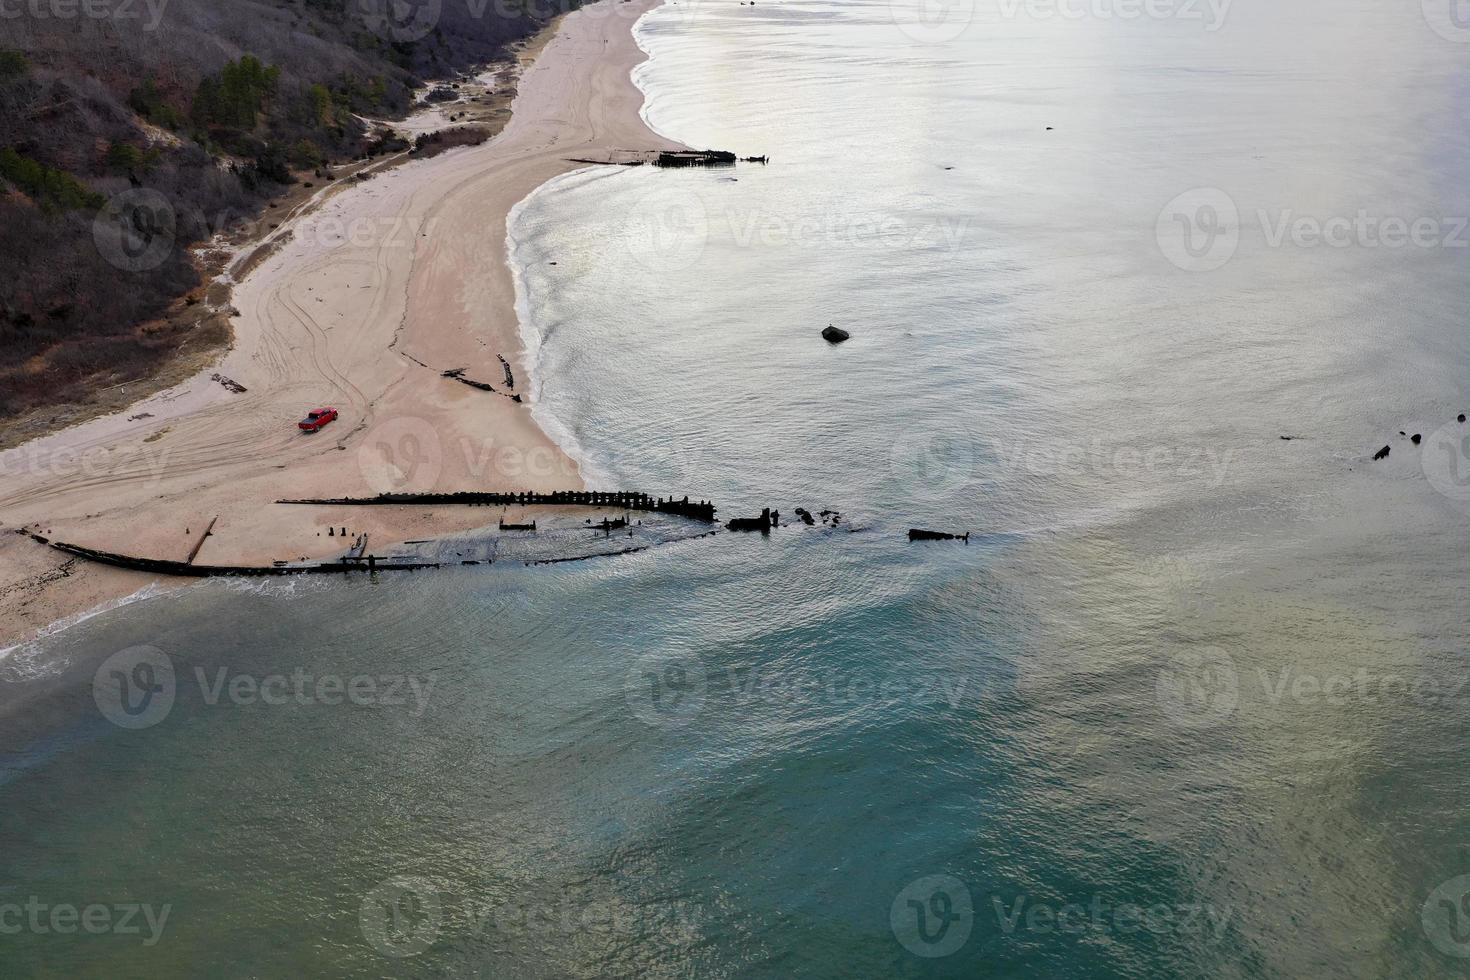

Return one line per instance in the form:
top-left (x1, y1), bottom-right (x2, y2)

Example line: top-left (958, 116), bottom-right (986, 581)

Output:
top-left (275, 490), bottom-right (719, 523)
top-left (726, 508), bottom-right (780, 533)
top-left (567, 149), bottom-right (766, 169)
top-left (13, 530), bottom-right (439, 578)
top-left (655, 150), bottom-right (737, 168)
top-left (908, 528), bottom-right (970, 543)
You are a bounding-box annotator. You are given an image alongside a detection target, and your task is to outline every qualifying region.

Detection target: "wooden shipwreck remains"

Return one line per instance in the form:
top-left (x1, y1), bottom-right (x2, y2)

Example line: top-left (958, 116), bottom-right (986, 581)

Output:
top-left (727, 507), bottom-right (777, 533)
top-left (276, 490), bottom-right (718, 523)
top-left (907, 528), bottom-right (969, 543)
top-left (15, 530), bottom-right (439, 578)
top-left (654, 150), bottom-right (737, 168)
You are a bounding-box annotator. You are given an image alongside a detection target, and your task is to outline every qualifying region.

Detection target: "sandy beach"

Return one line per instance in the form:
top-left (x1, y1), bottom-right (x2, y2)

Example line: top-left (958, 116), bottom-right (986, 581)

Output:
top-left (0, 0), bottom-right (682, 651)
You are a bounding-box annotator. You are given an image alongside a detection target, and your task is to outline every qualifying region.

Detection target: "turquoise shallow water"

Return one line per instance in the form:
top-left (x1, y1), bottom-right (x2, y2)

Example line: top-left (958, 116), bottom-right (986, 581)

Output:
top-left (6, 0), bottom-right (1470, 975)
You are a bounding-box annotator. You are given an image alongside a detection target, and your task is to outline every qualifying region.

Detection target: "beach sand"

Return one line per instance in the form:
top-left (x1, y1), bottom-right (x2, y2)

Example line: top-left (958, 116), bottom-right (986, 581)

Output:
top-left (0, 0), bottom-right (683, 651)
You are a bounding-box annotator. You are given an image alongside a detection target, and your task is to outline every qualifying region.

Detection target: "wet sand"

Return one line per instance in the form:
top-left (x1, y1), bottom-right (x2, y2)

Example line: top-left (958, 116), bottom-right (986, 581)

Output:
top-left (0, 0), bottom-right (683, 651)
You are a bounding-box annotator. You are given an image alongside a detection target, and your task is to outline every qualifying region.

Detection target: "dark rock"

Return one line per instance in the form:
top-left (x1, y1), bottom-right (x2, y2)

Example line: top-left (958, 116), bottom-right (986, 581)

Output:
top-left (1412, 433), bottom-right (1422, 444)
top-left (727, 507), bottom-right (773, 533)
top-left (1460, 414), bottom-right (1466, 423)
top-left (908, 528), bottom-right (969, 543)
top-left (1373, 445), bottom-right (1391, 461)
top-left (821, 324), bottom-right (850, 344)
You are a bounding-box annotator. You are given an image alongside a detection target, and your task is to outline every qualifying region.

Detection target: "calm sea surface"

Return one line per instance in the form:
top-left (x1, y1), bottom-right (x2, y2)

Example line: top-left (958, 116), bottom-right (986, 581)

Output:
top-left (5, 0), bottom-right (1470, 975)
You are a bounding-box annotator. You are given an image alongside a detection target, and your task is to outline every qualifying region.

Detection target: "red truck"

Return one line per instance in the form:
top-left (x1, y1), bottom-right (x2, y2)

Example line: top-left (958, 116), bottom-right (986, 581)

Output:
top-left (297, 407), bottom-right (338, 433)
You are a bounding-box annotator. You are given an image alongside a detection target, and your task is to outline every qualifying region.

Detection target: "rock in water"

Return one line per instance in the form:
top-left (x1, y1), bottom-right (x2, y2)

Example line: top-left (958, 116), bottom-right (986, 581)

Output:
top-left (821, 324), bottom-right (850, 344)
top-left (908, 528), bottom-right (970, 543)
top-left (1411, 433), bottom-right (1422, 445)
top-left (1373, 445), bottom-right (1391, 461)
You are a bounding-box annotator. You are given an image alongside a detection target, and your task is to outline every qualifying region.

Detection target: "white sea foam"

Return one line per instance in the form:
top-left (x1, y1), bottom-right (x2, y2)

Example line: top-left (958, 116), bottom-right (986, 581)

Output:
top-left (0, 581), bottom-right (173, 680)
top-left (506, 174), bottom-right (616, 489)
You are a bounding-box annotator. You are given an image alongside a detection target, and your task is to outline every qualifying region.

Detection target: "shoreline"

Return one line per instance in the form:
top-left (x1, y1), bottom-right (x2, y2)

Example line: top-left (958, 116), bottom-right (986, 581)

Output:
top-left (0, 38), bottom-right (533, 456)
top-left (0, 0), bottom-right (684, 653)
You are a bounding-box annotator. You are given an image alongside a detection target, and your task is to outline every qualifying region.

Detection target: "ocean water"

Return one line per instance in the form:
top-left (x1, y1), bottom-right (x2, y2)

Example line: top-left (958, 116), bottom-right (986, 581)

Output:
top-left (5, 0), bottom-right (1470, 975)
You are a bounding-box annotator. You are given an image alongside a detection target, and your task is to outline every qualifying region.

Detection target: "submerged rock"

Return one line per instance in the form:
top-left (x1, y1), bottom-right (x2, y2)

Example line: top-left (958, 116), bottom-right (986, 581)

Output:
top-left (908, 528), bottom-right (970, 543)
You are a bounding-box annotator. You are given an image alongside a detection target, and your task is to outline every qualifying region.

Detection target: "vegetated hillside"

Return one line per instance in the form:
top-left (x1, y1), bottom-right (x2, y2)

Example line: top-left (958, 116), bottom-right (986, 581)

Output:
top-left (0, 0), bottom-right (568, 420)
